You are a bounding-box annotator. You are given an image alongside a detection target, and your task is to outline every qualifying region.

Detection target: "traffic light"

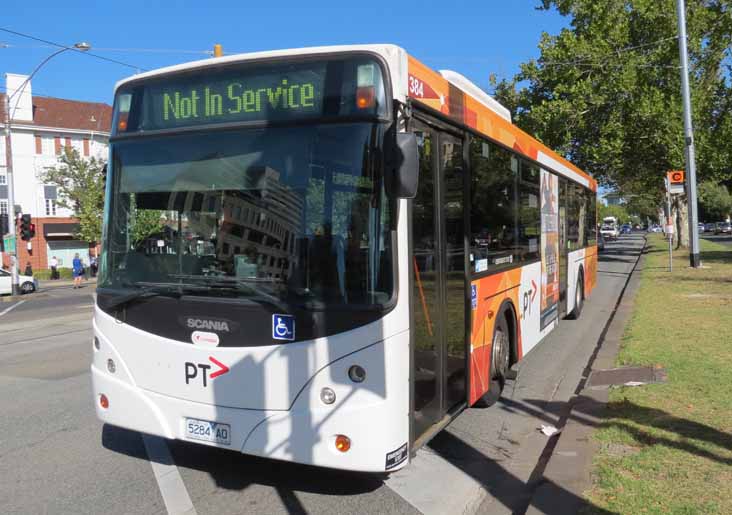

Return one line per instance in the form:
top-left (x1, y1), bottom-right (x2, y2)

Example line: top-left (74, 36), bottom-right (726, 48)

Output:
top-left (19, 214), bottom-right (35, 241)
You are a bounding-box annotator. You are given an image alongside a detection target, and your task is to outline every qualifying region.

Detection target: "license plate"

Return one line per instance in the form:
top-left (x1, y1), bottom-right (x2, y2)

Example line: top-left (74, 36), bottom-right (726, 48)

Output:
top-left (184, 418), bottom-right (231, 445)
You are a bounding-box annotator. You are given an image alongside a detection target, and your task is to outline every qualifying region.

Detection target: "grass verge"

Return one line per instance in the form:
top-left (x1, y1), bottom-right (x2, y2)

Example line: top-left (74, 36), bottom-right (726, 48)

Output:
top-left (584, 234), bottom-right (732, 514)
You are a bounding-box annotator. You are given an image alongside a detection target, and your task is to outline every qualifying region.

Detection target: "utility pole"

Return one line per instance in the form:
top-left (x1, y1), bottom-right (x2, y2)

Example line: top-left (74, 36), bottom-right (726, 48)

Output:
top-left (3, 93), bottom-right (20, 295)
top-left (676, 0), bottom-right (701, 268)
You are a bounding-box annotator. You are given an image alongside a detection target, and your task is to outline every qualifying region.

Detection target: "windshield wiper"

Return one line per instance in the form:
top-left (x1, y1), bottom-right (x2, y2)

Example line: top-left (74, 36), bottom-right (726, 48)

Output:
top-left (169, 274), bottom-right (288, 309)
top-left (99, 281), bottom-right (209, 310)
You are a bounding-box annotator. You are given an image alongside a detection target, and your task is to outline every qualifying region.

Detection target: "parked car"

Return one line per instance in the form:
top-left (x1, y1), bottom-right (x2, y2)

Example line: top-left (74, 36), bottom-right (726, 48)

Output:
top-left (698, 223), bottom-right (705, 233)
top-left (704, 222), bottom-right (716, 233)
top-left (0, 268), bottom-right (38, 295)
top-left (716, 222), bottom-right (732, 234)
top-left (648, 225), bottom-right (663, 233)
top-left (621, 224), bottom-right (632, 234)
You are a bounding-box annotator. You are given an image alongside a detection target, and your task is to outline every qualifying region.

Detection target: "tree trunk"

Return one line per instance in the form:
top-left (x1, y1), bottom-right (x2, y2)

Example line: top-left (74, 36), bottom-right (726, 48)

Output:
top-left (674, 195), bottom-right (689, 249)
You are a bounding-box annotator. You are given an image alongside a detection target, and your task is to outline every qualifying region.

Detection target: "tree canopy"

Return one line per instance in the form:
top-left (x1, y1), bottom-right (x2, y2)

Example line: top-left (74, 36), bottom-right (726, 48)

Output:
top-left (496, 0), bottom-right (732, 206)
top-left (698, 181), bottom-right (732, 220)
top-left (41, 147), bottom-right (106, 244)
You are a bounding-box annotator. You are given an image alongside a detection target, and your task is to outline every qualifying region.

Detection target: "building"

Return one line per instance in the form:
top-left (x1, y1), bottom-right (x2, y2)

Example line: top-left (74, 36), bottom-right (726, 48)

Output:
top-left (603, 191), bottom-right (624, 206)
top-left (1, 73), bottom-right (112, 272)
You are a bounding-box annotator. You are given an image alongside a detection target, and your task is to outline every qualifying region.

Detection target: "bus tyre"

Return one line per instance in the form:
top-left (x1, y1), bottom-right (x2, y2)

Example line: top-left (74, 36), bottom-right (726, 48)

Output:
top-left (568, 275), bottom-right (584, 319)
top-left (476, 314), bottom-right (510, 407)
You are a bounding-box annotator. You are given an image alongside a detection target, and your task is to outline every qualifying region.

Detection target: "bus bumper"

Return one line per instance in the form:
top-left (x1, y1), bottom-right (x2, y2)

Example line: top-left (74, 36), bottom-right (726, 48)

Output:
top-left (91, 332), bottom-right (410, 473)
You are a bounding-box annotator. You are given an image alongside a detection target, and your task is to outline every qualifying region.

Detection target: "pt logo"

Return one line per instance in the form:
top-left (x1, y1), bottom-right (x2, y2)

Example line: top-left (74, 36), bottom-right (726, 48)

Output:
top-left (184, 356), bottom-right (229, 387)
top-left (521, 279), bottom-right (538, 320)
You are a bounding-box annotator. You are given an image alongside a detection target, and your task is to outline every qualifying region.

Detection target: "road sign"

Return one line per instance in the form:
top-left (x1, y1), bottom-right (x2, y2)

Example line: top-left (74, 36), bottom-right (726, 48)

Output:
top-left (667, 170), bottom-right (685, 195)
top-left (668, 170), bottom-right (685, 183)
top-left (2, 235), bottom-right (16, 254)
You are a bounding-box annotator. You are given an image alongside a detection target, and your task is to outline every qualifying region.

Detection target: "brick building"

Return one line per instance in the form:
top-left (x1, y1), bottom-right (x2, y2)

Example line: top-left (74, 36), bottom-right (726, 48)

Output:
top-left (1, 73), bottom-right (112, 272)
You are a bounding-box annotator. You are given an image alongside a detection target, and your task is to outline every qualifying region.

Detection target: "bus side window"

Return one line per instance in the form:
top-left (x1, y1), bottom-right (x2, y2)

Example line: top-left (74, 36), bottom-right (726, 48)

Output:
top-left (469, 138), bottom-right (517, 273)
top-left (518, 160), bottom-right (541, 262)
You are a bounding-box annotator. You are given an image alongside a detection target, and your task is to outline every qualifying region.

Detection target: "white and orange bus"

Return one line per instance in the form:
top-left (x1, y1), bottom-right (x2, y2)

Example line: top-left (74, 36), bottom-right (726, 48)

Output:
top-left (92, 44), bottom-right (597, 473)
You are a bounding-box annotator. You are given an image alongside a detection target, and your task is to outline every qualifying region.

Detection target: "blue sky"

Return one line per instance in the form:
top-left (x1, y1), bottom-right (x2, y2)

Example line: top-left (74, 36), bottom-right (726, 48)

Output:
top-left (1, 1), bottom-right (568, 105)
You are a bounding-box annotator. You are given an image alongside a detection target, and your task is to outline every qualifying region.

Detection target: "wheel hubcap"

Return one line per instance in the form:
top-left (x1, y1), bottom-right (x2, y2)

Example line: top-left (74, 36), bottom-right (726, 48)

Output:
top-left (491, 327), bottom-right (509, 379)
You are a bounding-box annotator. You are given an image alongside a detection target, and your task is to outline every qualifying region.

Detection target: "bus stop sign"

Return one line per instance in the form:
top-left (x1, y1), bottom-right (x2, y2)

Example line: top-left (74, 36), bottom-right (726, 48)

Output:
top-left (667, 170), bottom-right (685, 195)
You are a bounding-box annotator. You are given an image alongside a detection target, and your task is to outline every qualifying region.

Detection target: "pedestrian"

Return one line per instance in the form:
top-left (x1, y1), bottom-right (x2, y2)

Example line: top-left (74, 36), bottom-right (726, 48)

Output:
top-left (50, 256), bottom-right (59, 280)
top-left (72, 253), bottom-right (84, 289)
top-left (24, 261), bottom-right (33, 277)
top-left (90, 255), bottom-right (98, 278)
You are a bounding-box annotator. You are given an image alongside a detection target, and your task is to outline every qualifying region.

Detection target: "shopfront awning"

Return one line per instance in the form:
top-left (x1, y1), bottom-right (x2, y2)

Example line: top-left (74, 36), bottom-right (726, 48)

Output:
top-left (43, 223), bottom-right (80, 238)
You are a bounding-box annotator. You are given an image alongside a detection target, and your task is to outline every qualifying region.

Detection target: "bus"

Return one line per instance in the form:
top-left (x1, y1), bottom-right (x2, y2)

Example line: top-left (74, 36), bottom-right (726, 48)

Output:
top-left (92, 44), bottom-right (597, 473)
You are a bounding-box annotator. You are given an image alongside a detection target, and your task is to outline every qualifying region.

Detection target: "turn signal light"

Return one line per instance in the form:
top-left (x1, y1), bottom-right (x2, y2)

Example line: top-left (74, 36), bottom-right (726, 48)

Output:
top-left (356, 86), bottom-right (375, 109)
top-left (335, 435), bottom-right (351, 452)
top-left (99, 394), bottom-right (109, 409)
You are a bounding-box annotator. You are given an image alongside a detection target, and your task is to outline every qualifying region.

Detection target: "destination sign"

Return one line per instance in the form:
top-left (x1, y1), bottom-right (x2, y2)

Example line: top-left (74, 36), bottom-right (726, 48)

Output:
top-left (145, 65), bottom-right (325, 130)
top-left (114, 57), bottom-right (387, 133)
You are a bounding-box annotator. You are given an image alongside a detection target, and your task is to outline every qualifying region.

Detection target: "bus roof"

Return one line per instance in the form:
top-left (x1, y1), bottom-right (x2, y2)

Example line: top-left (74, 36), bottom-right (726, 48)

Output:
top-left (114, 43), bottom-right (596, 191)
top-left (113, 44), bottom-right (408, 94)
top-left (406, 55), bottom-right (597, 191)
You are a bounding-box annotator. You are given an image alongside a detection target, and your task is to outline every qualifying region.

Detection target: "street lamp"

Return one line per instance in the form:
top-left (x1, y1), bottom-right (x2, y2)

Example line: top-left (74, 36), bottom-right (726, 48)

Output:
top-left (3, 41), bottom-right (91, 294)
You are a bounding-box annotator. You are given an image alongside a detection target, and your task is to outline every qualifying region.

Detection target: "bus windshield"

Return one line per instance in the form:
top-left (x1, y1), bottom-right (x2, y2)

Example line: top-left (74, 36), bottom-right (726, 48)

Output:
top-left (99, 122), bottom-right (394, 311)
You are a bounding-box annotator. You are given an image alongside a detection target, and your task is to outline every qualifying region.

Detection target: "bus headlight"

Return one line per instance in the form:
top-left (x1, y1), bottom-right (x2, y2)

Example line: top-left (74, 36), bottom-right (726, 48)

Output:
top-left (320, 387), bottom-right (336, 405)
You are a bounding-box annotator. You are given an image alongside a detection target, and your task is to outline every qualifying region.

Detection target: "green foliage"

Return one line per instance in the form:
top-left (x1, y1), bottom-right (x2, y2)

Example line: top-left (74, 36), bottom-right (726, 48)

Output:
top-left (495, 0), bottom-right (732, 211)
top-left (598, 203), bottom-right (630, 224)
top-left (129, 199), bottom-right (165, 246)
top-left (41, 147), bottom-right (106, 244)
top-left (698, 181), bottom-right (732, 221)
top-left (33, 268), bottom-right (74, 280)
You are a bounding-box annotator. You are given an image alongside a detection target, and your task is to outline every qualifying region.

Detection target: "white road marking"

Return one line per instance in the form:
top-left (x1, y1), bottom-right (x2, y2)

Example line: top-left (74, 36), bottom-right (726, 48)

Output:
top-left (142, 434), bottom-right (197, 515)
top-left (0, 300), bottom-right (26, 318)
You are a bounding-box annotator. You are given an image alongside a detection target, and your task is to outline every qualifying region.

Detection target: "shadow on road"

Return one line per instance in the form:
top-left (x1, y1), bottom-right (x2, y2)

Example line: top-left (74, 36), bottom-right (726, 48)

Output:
top-left (425, 426), bottom-right (617, 514)
top-left (102, 424), bottom-right (384, 498)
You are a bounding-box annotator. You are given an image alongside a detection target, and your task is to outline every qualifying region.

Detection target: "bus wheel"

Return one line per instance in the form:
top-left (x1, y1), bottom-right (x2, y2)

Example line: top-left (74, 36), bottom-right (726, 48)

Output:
top-left (476, 314), bottom-right (510, 407)
top-left (568, 275), bottom-right (584, 319)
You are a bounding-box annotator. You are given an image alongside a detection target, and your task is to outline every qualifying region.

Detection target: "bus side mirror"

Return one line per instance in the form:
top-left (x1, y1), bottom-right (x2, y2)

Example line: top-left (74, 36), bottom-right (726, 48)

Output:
top-left (391, 132), bottom-right (419, 199)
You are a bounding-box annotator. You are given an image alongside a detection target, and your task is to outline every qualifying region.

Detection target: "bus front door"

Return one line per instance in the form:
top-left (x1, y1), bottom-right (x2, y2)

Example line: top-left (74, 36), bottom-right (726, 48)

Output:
top-left (410, 118), bottom-right (468, 443)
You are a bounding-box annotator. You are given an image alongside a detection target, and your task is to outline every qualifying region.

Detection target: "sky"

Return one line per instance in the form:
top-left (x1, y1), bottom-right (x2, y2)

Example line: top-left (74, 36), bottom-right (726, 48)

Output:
top-left (0, 1), bottom-right (569, 105)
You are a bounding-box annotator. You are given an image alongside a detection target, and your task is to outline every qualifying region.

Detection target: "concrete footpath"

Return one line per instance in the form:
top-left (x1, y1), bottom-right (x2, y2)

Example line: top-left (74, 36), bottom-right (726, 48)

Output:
top-left (40, 277), bottom-right (97, 290)
top-left (525, 240), bottom-right (647, 515)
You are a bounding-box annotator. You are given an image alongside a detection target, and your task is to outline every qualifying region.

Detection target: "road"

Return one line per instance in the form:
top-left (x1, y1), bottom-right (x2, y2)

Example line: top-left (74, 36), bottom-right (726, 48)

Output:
top-left (0, 235), bottom-right (644, 515)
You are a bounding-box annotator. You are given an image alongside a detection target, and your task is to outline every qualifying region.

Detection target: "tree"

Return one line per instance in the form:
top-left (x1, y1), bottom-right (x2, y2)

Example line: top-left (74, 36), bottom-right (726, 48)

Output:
top-left (495, 0), bottom-right (732, 247)
top-left (698, 181), bottom-right (732, 221)
top-left (598, 204), bottom-right (630, 224)
top-left (41, 147), bottom-right (106, 243)
top-left (129, 199), bottom-right (165, 246)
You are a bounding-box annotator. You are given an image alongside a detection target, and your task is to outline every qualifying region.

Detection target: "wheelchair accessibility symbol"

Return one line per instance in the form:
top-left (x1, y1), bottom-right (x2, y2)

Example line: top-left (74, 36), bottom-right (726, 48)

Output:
top-left (272, 314), bottom-right (295, 341)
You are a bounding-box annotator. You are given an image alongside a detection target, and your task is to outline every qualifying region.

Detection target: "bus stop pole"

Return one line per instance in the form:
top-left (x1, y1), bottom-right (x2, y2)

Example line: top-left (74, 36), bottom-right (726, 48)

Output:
top-left (666, 180), bottom-right (673, 272)
top-left (676, 0), bottom-right (701, 267)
